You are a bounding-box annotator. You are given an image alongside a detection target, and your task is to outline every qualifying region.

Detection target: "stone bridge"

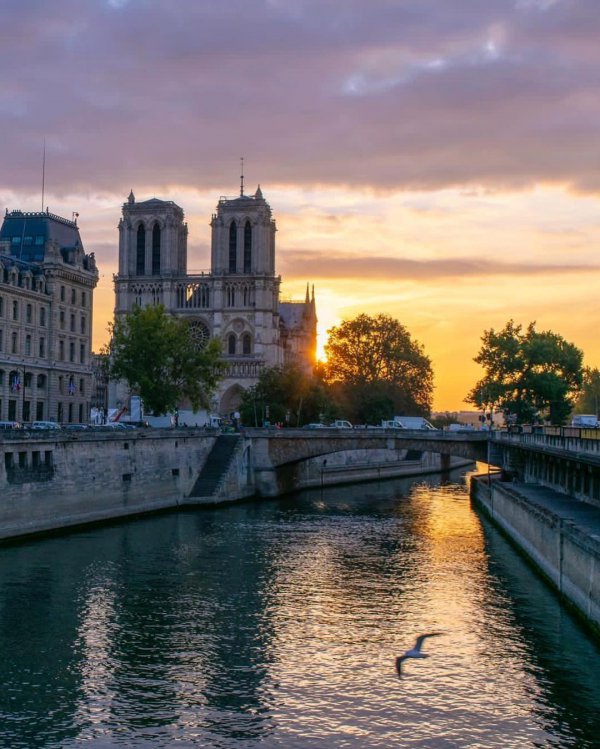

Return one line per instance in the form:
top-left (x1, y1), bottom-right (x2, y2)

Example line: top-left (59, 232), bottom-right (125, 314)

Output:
top-left (244, 426), bottom-right (600, 506)
top-left (245, 427), bottom-right (489, 467)
top-left (243, 427), bottom-right (489, 495)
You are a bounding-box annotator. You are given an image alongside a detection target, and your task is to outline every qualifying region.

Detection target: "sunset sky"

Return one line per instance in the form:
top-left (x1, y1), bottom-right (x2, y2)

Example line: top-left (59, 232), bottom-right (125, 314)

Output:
top-left (2, 0), bottom-right (600, 411)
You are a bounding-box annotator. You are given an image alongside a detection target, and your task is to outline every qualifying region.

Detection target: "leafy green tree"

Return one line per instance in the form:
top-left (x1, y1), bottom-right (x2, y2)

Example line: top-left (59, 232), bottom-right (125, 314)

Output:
top-left (574, 367), bottom-right (600, 416)
top-left (107, 305), bottom-right (222, 416)
top-left (323, 313), bottom-right (433, 423)
top-left (239, 364), bottom-right (331, 427)
top-left (467, 320), bottom-right (583, 425)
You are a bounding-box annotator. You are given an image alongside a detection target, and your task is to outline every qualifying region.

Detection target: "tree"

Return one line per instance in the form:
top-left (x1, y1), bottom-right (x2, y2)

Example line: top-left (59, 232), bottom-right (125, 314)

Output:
top-left (323, 313), bottom-right (433, 423)
top-left (467, 320), bottom-right (583, 425)
top-left (575, 367), bottom-right (600, 416)
top-left (107, 305), bottom-right (222, 416)
top-left (239, 364), bottom-right (331, 427)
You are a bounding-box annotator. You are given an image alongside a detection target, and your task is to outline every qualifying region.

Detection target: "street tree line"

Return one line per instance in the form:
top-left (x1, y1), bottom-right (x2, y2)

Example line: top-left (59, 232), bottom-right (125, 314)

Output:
top-left (106, 305), bottom-right (594, 427)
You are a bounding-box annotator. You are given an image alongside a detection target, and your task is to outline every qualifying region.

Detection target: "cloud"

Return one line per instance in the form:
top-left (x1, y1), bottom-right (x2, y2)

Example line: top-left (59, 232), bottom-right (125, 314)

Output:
top-left (279, 251), bottom-right (600, 281)
top-left (1, 0), bottom-right (600, 194)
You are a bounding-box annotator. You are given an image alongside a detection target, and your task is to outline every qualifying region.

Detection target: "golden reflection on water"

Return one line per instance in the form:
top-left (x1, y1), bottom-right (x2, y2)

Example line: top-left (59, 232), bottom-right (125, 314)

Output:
top-left (2, 470), bottom-right (599, 748)
top-left (255, 475), bottom-right (553, 747)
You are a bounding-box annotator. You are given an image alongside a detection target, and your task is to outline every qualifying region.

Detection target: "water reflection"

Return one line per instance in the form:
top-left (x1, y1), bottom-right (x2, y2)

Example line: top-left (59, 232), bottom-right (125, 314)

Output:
top-left (0, 469), bottom-right (597, 747)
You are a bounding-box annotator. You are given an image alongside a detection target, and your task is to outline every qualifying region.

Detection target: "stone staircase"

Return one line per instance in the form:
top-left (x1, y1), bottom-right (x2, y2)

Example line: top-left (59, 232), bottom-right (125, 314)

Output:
top-left (188, 434), bottom-right (241, 498)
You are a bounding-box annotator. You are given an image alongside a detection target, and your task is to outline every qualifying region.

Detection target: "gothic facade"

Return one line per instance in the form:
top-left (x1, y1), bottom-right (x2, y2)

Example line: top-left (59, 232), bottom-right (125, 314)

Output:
top-left (113, 185), bottom-right (317, 416)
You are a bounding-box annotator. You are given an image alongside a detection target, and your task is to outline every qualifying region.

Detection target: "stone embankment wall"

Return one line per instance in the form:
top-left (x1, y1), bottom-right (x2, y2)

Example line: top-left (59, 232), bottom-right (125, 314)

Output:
top-left (290, 449), bottom-right (472, 492)
top-left (0, 431), bottom-right (217, 540)
top-left (472, 476), bottom-right (600, 633)
top-left (0, 430), bottom-right (475, 542)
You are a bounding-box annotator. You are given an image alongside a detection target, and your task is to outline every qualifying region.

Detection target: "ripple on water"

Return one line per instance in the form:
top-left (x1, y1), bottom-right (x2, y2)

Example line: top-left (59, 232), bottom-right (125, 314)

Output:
top-left (0, 471), bottom-right (599, 748)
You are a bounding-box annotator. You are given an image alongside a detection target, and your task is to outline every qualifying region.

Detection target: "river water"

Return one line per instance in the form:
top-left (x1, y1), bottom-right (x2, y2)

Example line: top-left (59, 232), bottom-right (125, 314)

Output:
top-left (0, 469), bottom-right (599, 748)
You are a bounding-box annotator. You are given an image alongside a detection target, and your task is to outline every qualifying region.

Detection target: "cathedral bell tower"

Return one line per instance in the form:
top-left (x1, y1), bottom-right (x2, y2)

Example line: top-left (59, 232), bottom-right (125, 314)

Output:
top-left (115, 191), bottom-right (188, 314)
top-left (210, 184), bottom-right (276, 276)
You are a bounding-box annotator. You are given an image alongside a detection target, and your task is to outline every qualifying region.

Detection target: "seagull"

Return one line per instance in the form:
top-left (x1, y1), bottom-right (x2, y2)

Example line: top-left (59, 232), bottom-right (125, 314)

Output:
top-left (395, 632), bottom-right (443, 676)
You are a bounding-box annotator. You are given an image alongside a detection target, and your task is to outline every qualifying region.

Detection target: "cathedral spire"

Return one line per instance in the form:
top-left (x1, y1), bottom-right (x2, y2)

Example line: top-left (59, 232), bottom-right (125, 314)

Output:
top-left (305, 283), bottom-right (310, 303)
top-left (128, 189), bottom-right (135, 204)
top-left (240, 156), bottom-right (245, 196)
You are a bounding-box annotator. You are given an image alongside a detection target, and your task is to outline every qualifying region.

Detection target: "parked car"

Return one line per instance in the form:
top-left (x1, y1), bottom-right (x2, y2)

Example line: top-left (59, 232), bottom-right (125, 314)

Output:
top-left (303, 423), bottom-right (327, 429)
top-left (31, 421), bottom-right (62, 430)
top-left (0, 421), bottom-right (22, 430)
top-left (64, 424), bottom-right (90, 431)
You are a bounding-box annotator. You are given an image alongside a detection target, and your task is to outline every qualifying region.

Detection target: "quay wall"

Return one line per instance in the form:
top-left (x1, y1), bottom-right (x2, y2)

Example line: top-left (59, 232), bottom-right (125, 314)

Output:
top-left (0, 431), bottom-right (216, 540)
top-left (272, 449), bottom-right (473, 494)
top-left (0, 430), bottom-right (474, 541)
top-left (471, 477), bottom-right (600, 632)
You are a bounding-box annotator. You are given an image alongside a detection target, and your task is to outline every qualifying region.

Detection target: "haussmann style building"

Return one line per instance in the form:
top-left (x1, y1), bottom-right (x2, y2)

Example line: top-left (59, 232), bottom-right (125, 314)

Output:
top-left (0, 209), bottom-right (98, 425)
top-left (111, 183), bottom-right (317, 419)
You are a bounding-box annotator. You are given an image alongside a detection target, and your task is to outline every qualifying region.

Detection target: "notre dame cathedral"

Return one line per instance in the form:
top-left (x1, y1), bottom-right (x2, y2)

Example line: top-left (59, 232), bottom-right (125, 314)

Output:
top-left (111, 182), bottom-right (317, 417)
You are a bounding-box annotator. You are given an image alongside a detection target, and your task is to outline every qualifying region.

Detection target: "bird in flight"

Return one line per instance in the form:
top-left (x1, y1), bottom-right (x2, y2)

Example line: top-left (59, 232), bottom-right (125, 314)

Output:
top-left (395, 632), bottom-right (443, 676)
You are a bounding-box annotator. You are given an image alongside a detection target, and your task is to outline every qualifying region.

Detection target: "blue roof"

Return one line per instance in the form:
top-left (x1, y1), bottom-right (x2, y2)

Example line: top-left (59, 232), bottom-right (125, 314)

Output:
top-left (0, 210), bottom-right (82, 262)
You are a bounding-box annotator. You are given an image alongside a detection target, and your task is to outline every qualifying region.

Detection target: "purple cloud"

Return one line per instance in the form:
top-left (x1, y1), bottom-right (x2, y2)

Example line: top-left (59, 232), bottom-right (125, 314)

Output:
top-left (278, 251), bottom-right (600, 280)
top-left (1, 0), bottom-right (599, 193)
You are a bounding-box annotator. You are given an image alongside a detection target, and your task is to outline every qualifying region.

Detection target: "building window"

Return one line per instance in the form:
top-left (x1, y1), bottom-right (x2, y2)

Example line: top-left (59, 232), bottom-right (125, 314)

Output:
top-left (12, 300), bottom-right (18, 320)
top-left (60, 310), bottom-right (65, 329)
top-left (243, 220), bottom-right (252, 273)
top-left (60, 286), bottom-right (65, 301)
top-left (80, 315), bottom-right (86, 334)
top-left (0, 329), bottom-right (3, 352)
top-left (36, 402), bottom-right (44, 420)
top-left (37, 374), bottom-right (46, 388)
top-left (0, 370), bottom-right (3, 385)
top-left (69, 342), bottom-right (75, 362)
top-left (81, 291), bottom-right (86, 308)
top-left (39, 337), bottom-right (45, 357)
top-left (25, 335), bottom-right (31, 356)
top-left (228, 221), bottom-right (237, 273)
top-left (227, 333), bottom-right (236, 355)
top-left (26, 304), bottom-right (32, 324)
top-left (59, 340), bottom-right (64, 360)
top-left (152, 223), bottom-right (161, 275)
top-left (79, 378), bottom-right (85, 395)
top-left (136, 224), bottom-right (145, 275)
top-left (71, 288), bottom-right (76, 304)
top-left (11, 332), bottom-right (18, 354)
top-left (0, 297), bottom-right (3, 316)
top-left (70, 313), bottom-right (75, 332)
top-left (80, 343), bottom-right (85, 363)
top-left (242, 333), bottom-right (252, 355)
top-left (226, 286), bottom-right (235, 307)
top-left (40, 307), bottom-right (46, 326)
top-left (58, 376), bottom-right (64, 394)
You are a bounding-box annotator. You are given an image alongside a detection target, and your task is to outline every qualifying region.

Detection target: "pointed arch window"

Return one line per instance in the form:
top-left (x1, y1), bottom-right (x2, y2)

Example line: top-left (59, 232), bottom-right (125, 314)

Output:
top-left (227, 333), bottom-right (236, 355)
top-left (243, 220), bottom-right (252, 273)
top-left (242, 333), bottom-right (252, 355)
top-left (229, 221), bottom-right (237, 273)
top-left (152, 222), bottom-right (161, 275)
top-left (136, 224), bottom-right (145, 275)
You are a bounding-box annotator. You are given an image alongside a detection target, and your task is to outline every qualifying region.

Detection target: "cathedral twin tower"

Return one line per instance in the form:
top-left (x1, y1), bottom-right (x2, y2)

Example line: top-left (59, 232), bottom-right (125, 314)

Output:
top-left (114, 184), bottom-right (317, 415)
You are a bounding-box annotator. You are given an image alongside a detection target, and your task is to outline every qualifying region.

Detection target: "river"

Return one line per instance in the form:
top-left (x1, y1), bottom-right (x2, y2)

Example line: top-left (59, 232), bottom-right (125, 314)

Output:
top-left (0, 468), bottom-right (599, 748)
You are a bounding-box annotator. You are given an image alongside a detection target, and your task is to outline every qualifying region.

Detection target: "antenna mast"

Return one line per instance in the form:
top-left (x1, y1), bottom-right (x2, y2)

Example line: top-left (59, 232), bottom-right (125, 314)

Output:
top-left (240, 156), bottom-right (245, 196)
top-left (41, 138), bottom-right (46, 212)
